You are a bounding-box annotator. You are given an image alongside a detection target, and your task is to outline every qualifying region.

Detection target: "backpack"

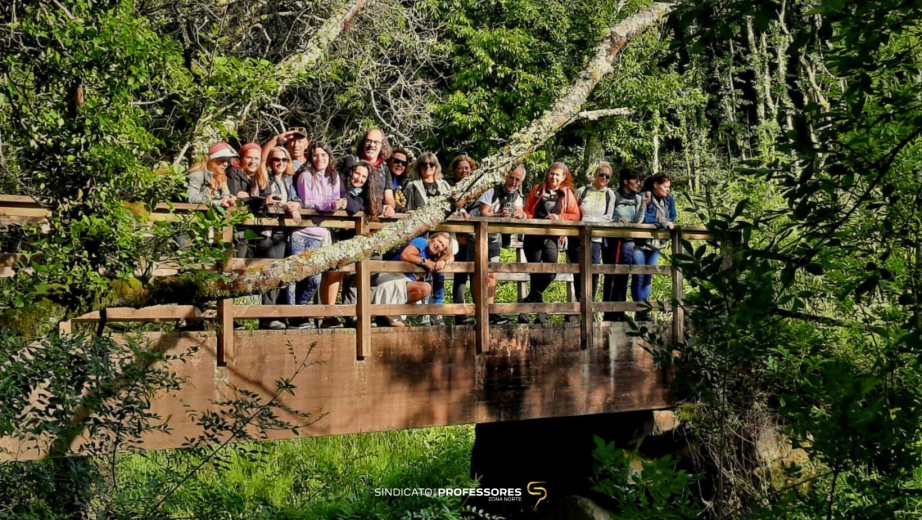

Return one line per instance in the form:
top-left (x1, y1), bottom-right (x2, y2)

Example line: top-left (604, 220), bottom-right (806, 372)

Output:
top-left (577, 186), bottom-right (613, 216)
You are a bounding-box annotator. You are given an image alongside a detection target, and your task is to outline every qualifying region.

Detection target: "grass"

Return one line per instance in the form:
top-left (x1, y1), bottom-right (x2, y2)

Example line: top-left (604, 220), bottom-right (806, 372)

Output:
top-left (117, 426), bottom-right (478, 519)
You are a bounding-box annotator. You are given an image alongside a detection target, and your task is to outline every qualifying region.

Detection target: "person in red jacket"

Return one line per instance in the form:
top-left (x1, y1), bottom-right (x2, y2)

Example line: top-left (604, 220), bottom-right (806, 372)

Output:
top-left (519, 162), bottom-right (582, 323)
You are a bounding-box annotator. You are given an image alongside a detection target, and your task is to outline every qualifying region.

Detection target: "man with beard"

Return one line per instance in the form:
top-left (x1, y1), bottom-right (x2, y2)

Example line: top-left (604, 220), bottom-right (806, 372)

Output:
top-left (339, 128), bottom-right (397, 217)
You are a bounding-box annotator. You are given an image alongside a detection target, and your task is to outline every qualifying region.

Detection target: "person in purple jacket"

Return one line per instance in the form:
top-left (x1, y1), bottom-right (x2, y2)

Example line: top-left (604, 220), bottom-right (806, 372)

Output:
top-left (288, 142), bottom-right (345, 328)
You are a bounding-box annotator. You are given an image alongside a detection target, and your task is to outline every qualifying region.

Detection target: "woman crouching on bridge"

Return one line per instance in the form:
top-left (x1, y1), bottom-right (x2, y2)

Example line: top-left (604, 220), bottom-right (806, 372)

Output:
top-left (633, 172), bottom-right (676, 321)
top-left (289, 141), bottom-right (346, 329)
top-left (373, 232), bottom-right (453, 327)
top-left (519, 162), bottom-right (582, 324)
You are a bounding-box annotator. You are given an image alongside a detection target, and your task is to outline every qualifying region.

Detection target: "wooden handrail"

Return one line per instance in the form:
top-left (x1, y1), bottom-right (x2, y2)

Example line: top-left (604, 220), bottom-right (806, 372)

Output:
top-left (2, 193), bottom-right (722, 362)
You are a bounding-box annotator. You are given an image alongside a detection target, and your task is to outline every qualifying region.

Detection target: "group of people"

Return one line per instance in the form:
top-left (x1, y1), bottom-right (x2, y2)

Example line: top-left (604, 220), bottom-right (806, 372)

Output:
top-left (187, 127), bottom-right (677, 329)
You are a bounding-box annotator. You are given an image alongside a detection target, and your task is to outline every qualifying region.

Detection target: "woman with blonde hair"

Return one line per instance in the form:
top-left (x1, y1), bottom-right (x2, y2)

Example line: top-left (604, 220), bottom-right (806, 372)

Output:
top-left (257, 146), bottom-right (303, 329)
top-left (403, 153), bottom-right (453, 326)
top-left (187, 142), bottom-right (238, 208)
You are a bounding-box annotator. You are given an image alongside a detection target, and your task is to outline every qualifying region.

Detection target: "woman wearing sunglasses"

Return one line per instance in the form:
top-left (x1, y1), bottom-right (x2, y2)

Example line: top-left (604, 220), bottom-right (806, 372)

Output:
top-left (567, 163), bottom-right (616, 318)
top-left (404, 153), bottom-right (454, 326)
top-left (386, 147), bottom-right (411, 213)
top-left (601, 167), bottom-right (644, 322)
top-left (257, 146), bottom-right (303, 329)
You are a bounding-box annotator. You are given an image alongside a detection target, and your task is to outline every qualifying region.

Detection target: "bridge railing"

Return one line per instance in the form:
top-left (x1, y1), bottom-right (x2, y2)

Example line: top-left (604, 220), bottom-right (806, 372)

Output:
top-left (0, 195), bottom-right (716, 362)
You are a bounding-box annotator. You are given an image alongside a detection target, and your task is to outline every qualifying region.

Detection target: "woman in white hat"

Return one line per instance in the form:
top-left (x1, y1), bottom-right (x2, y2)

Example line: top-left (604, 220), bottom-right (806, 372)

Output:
top-left (188, 142), bottom-right (239, 208)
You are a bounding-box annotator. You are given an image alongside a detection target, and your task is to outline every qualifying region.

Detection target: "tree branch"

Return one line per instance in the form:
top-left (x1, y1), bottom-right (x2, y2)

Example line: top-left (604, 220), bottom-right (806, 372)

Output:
top-left (184, 0), bottom-right (367, 159)
top-left (127, 2), bottom-right (678, 308)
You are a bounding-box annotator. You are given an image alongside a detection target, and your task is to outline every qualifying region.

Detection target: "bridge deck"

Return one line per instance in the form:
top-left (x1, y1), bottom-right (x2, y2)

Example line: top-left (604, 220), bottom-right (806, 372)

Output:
top-left (0, 322), bottom-right (672, 460)
top-left (0, 195), bottom-right (718, 461)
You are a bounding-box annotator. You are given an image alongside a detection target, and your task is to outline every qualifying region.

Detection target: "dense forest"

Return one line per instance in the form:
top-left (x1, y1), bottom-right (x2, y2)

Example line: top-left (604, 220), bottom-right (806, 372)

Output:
top-left (2, 0), bottom-right (922, 518)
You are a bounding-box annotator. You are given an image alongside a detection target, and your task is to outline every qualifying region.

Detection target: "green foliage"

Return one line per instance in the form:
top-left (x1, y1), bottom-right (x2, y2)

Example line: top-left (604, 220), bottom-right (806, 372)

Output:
top-left (590, 436), bottom-right (701, 519)
top-left (117, 426), bottom-right (479, 519)
top-left (422, 0), bottom-right (631, 159)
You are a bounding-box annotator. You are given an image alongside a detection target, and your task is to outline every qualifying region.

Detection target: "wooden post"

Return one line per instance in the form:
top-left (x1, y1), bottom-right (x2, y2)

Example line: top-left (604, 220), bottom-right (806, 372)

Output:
top-left (58, 320), bottom-right (72, 335)
top-left (217, 224), bottom-right (235, 367)
top-left (474, 221), bottom-right (490, 354)
top-left (516, 247), bottom-right (528, 302)
top-left (671, 228), bottom-right (685, 344)
top-left (356, 218), bottom-right (371, 360)
top-left (579, 226), bottom-right (593, 350)
top-left (217, 299), bottom-right (232, 366)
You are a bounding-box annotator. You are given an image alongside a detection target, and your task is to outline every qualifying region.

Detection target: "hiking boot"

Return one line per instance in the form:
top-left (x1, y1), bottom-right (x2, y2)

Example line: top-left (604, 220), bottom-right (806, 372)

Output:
top-left (420, 315), bottom-right (431, 325)
top-left (489, 314), bottom-right (509, 325)
top-left (267, 320), bottom-right (287, 330)
top-left (567, 315), bottom-right (580, 323)
top-left (535, 312), bottom-right (548, 324)
top-left (319, 317), bottom-right (342, 329)
top-left (429, 315), bottom-right (445, 326)
top-left (518, 313), bottom-right (531, 324)
top-left (461, 315), bottom-right (476, 326)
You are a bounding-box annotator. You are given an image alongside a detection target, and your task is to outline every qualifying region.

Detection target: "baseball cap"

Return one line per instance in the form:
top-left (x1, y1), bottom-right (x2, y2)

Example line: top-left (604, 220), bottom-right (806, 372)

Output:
top-left (291, 127), bottom-right (307, 138)
top-left (209, 142), bottom-right (239, 160)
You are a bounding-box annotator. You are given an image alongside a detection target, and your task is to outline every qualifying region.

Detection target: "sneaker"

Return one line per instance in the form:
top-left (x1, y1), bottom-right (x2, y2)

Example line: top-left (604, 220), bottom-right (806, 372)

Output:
top-left (290, 318), bottom-right (316, 329)
top-left (518, 313), bottom-right (531, 324)
top-left (319, 317), bottom-right (342, 329)
top-left (461, 315), bottom-right (476, 326)
top-left (429, 315), bottom-right (445, 326)
top-left (267, 320), bottom-right (287, 330)
top-left (489, 314), bottom-right (508, 325)
top-left (420, 315), bottom-right (431, 325)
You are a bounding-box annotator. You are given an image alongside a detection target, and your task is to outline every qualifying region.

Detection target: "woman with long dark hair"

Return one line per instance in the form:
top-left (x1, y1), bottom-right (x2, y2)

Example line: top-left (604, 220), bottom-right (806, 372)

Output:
top-left (632, 172), bottom-right (676, 320)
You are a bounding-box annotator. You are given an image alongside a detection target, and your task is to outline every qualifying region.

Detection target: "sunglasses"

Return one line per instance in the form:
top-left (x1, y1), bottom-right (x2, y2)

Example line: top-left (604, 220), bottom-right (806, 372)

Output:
top-left (270, 158), bottom-right (289, 163)
top-left (390, 158), bottom-right (408, 167)
top-left (420, 161), bottom-right (437, 168)
top-left (597, 173), bottom-right (612, 180)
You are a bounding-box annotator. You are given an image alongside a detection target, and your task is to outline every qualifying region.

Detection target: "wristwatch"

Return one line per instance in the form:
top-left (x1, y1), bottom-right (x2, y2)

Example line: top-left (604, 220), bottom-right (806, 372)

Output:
top-left (418, 258), bottom-right (427, 267)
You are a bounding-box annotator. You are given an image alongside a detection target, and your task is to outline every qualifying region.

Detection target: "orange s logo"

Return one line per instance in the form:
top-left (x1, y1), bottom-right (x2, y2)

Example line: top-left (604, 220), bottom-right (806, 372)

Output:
top-left (527, 481), bottom-right (547, 510)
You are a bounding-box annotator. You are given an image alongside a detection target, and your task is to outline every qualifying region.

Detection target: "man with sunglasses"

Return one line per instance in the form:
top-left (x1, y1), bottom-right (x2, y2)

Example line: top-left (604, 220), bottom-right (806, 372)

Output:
top-left (476, 164), bottom-right (528, 325)
top-left (567, 163), bottom-right (616, 316)
top-left (263, 127), bottom-right (310, 170)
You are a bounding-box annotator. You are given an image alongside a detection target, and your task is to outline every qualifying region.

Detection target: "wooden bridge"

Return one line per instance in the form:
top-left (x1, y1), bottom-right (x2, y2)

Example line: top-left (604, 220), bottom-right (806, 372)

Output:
top-left (0, 196), bottom-right (716, 460)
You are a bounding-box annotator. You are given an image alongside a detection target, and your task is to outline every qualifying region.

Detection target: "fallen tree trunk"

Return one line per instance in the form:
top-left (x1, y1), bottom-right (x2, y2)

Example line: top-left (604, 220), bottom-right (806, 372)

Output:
top-left (130, 2), bottom-right (677, 308)
top-left (186, 0), bottom-right (367, 158)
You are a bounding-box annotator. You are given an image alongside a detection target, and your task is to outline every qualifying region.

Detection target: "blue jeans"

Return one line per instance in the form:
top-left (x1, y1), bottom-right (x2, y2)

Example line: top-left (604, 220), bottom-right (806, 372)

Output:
top-left (632, 248), bottom-right (661, 302)
top-left (425, 271), bottom-right (446, 305)
top-left (288, 234), bottom-right (322, 305)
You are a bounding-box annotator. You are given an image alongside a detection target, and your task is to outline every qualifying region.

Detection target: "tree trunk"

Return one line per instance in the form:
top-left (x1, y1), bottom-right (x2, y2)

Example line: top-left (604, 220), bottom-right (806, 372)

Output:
top-left (582, 122), bottom-right (605, 181)
top-left (184, 0), bottom-right (367, 159)
top-left (124, 2), bottom-right (678, 309)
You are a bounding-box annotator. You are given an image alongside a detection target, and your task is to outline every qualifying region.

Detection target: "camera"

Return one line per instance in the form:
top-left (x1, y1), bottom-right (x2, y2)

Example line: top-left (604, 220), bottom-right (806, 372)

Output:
top-left (503, 201), bottom-right (515, 215)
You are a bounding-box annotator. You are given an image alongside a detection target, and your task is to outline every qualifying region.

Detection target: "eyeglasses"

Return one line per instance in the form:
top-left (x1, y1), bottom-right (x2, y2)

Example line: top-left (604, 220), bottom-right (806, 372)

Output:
top-left (506, 176), bottom-right (524, 184)
top-left (366, 140), bottom-right (382, 146)
top-left (270, 158), bottom-right (289, 164)
top-left (420, 161), bottom-right (436, 168)
top-left (597, 173), bottom-right (611, 180)
top-left (390, 158), bottom-right (408, 167)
